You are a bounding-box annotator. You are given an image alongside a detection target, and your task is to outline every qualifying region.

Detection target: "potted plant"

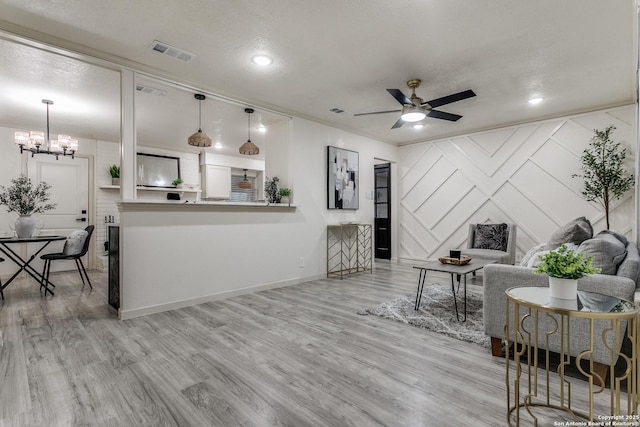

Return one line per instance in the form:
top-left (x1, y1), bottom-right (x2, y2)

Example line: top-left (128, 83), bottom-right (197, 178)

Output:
top-left (172, 178), bottom-right (184, 188)
top-left (264, 176), bottom-right (281, 203)
top-left (533, 244), bottom-right (600, 299)
top-left (572, 125), bottom-right (634, 229)
top-left (0, 175), bottom-right (56, 238)
top-left (109, 164), bottom-right (120, 186)
top-left (279, 188), bottom-right (292, 205)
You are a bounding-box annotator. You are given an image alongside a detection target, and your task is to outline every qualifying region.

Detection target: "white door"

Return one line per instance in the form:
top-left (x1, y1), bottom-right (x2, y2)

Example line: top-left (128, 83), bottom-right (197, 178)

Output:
top-left (27, 155), bottom-right (90, 272)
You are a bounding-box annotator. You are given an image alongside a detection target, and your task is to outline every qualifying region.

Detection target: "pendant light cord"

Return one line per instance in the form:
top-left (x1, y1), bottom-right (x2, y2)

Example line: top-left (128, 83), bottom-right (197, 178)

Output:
top-left (247, 110), bottom-right (251, 142)
top-left (46, 102), bottom-right (50, 148)
top-left (198, 99), bottom-right (202, 132)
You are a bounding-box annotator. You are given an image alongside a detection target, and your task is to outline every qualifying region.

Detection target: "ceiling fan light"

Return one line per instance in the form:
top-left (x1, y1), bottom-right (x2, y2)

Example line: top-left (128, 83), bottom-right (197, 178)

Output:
top-left (188, 130), bottom-right (212, 147)
top-left (400, 105), bottom-right (426, 122)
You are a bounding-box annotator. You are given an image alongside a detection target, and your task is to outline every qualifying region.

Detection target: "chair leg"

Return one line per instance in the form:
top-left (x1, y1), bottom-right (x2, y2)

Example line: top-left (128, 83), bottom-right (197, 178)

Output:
top-left (45, 260), bottom-right (55, 295)
top-left (592, 362), bottom-right (609, 388)
top-left (75, 259), bottom-right (86, 286)
top-left (491, 337), bottom-right (503, 357)
top-left (40, 260), bottom-right (48, 293)
top-left (78, 258), bottom-right (93, 289)
top-left (0, 278), bottom-right (4, 301)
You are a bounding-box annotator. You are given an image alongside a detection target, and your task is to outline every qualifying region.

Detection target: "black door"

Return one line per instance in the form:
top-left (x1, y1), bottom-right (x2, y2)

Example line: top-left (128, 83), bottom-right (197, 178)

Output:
top-left (374, 163), bottom-right (391, 260)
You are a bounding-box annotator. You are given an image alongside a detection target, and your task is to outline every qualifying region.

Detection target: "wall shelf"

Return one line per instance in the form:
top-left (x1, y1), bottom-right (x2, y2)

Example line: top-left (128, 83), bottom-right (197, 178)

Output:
top-left (100, 185), bottom-right (201, 194)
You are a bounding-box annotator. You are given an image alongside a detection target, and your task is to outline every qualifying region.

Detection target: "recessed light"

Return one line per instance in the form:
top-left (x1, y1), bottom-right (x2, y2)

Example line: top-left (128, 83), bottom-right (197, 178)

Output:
top-left (214, 142), bottom-right (223, 150)
top-left (413, 124), bottom-right (424, 129)
top-left (257, 124), bottom-right (266, 133)
top-left (528, 97), bottom-right (543, 105)
top-left (252, 54), bottom-right (273, 66)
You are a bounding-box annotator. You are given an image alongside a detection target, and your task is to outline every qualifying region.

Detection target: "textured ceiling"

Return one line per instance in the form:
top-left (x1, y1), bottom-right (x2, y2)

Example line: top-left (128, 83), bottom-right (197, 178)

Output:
top-left (0, 0), bottom-right (636, 150)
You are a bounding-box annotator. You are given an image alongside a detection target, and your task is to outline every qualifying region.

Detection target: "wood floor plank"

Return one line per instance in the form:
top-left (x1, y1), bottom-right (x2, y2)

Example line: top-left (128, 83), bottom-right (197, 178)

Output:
top-left (2, 262), bottom-right (612, 426)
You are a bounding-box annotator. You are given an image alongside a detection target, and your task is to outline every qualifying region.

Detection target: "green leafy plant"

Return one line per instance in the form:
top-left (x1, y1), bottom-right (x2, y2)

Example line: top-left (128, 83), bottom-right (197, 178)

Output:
top-left (108, 165), bottom-right (120, 178)
top-left (172, 178), bottom-right (184, 186)
top-left (0, 175), bottom-right (57, 215)
top-left (278, 188), bottom-right (291, 197)
top-left (264, 176), bottom-right (281, 203)
top-left (572, 125), bottom-right (634, 229)
top-left (533, 244), bottom-right (600, 279)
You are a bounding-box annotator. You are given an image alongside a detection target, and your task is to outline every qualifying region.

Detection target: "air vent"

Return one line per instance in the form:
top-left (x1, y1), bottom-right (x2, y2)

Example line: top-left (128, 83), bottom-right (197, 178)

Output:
top-left (149, 40), bottom-right (196, 62)
top-left (135, 84), bottom-right (167, 96)
top-left (329, 107), bottom-right (349, 115)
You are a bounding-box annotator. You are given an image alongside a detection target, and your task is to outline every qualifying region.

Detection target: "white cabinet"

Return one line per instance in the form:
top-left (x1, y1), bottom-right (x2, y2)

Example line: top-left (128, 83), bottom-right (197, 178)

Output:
top-left (202, 165), bottom-right (231, 199)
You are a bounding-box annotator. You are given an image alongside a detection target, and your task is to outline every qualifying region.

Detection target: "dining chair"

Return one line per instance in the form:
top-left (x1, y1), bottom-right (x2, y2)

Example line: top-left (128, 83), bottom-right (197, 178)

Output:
top-left (0, 257), bottom-right (4, 300)
top-left (40, 225), bottom-right (94, 292)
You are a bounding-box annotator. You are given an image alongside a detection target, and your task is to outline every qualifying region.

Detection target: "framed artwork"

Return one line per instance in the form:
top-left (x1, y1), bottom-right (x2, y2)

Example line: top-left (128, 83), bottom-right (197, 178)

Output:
top-left (327, 146), bottom-right (359, 209)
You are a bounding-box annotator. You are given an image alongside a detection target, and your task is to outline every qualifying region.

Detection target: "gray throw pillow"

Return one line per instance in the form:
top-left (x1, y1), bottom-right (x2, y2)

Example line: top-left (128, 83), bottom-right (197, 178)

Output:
top-left (577, 233), bottom-right (627, 276)
top-left (473, 223), bottom-right (508, 251)
top-left (63, 230), bottom-right (88, 256)
top-left (545, 217), bottom-right (593, 250)
top-left (597, 229), bottom-right (628, 246)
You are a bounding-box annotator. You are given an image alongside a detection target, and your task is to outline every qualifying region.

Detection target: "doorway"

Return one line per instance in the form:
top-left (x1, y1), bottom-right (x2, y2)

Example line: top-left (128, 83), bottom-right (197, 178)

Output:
top-left (27, 155), bottom-right (90, 273)
top-left (374, 163), bottom-right (391, 260)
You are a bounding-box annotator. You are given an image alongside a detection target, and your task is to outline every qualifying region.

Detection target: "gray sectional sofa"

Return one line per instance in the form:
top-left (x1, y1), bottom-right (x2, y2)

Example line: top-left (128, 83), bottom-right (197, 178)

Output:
top-left (483, 217), bottom-right (640, 379)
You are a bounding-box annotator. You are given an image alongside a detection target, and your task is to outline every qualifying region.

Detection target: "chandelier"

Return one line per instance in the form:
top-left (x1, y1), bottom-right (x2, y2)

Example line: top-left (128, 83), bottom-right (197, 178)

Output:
top-left (14, 99), bottom-right (78, 159)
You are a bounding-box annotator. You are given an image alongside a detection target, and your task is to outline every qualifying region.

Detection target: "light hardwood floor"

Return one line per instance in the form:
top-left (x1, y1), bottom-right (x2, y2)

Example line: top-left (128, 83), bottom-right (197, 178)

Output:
top-left (0, 262), bottom-right (608, 426)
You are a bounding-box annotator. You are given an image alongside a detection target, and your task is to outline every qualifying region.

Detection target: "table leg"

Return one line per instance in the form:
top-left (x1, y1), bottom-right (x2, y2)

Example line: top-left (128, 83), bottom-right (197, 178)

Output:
top-left (0, 241), bottom-right (57, 295)
top-left (462, 273), bottom-right (467, 322)
top-left (450, 273), bottom-right (460, 321)
top-left (414, 268), bottom-right (426, 310)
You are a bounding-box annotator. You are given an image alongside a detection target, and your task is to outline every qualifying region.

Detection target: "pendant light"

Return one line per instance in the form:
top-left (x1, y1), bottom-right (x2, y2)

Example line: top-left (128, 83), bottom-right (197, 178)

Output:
top-left (239, 108), bottom-right (259, 155)
top-left (187, 94), bottom-right (212, 147)
top-left (238, 169), bottom-right (252, 189)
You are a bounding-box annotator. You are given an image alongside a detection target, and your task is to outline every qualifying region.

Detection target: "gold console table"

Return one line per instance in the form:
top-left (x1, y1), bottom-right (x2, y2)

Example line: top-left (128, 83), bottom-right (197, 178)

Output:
top-left (505, 286), bottom-right (639, 426)
top-left (327, 224), bottom-right (372, 279)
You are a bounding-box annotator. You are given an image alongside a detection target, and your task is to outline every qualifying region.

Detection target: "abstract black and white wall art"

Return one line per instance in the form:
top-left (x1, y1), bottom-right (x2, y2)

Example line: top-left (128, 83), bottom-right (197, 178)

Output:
top-left (327, 146), bottom-right (359, 209)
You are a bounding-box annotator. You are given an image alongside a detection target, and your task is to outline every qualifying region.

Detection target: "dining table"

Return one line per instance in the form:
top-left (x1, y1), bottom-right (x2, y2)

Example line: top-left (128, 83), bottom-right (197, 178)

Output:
top-left (0, 234), bottom-right (66, 299)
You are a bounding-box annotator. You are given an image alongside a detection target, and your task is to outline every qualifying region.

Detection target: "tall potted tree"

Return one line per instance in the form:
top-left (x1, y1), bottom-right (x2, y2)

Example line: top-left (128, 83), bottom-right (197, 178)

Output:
top-left (572, 125), bottom-right (634, 229)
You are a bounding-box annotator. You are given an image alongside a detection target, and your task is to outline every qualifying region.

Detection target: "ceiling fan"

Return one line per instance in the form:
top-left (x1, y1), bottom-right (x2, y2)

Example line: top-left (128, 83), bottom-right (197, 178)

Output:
top-left (354, 79), bottom-right (476, 129)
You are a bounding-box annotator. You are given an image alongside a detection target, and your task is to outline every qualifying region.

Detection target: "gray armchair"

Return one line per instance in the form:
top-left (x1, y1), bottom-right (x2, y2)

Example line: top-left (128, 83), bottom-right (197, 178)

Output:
top-left (461, 223), bottom-right (517, 265)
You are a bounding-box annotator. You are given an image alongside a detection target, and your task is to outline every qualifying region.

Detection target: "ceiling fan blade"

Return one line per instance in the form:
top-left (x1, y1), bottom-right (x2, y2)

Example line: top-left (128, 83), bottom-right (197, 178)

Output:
top-left (353, 109), bottom-right (401, 117)
top-left (387, 89), bottom-right (413, 106)
top-left (423, 89), bottom-right (476, 108)
top-left (391, 118), bottom-right (405, 129)
top-left (427, 110), bottom-right (462, 121)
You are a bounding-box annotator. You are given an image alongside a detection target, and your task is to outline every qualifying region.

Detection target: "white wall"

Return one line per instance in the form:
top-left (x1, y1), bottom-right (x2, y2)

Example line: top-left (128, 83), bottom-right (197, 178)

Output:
top-left (119, 117), bottom-right (398, 318)
top-left (398, 105), bottom-right (637, 263)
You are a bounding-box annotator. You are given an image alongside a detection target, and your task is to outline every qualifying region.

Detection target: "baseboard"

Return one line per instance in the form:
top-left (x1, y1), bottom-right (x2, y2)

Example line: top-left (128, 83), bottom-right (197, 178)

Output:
top-left (118, 272), bottom-right (326, 320)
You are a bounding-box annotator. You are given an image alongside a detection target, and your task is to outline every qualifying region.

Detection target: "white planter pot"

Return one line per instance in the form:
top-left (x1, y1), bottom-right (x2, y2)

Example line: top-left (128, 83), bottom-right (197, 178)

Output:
top-left (548, 276), bottom-right (578, 300)
top-left (15, 214), bottom-right (36, 238)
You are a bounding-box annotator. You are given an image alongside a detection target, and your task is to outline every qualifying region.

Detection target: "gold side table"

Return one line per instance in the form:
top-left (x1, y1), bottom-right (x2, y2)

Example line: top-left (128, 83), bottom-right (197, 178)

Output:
top-left (326, 224), bottom-right (372, 279)
top-left (505, 286), bottom-right (639, 426)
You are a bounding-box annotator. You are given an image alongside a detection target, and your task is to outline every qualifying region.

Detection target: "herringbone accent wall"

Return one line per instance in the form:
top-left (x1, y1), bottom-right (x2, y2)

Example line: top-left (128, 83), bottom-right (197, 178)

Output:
top-left (398, 105), bottom-right (636, 263)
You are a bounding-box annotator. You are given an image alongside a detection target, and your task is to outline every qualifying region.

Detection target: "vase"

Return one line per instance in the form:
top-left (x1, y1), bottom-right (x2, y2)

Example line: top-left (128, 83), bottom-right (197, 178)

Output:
top-left (15, 214), bottom-right (36, 238)
top-left (548, 276), bottom-right (578, 300)
top-left (112, 177), bottom-right (120, 186)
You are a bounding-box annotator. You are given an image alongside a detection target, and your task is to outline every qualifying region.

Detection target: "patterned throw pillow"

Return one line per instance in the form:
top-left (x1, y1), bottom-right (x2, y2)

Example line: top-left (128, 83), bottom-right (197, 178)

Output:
top-left (473, 223), bottom-right (508, 251)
